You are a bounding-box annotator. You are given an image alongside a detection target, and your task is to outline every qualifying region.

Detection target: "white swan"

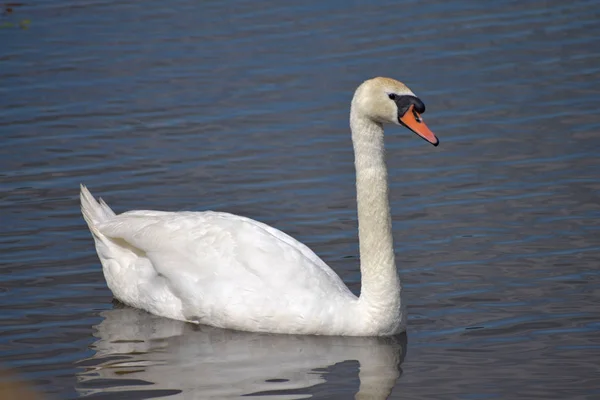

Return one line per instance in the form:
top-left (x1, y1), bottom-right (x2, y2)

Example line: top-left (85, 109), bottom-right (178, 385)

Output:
top-left (80, 77), bottom-right (439, 336)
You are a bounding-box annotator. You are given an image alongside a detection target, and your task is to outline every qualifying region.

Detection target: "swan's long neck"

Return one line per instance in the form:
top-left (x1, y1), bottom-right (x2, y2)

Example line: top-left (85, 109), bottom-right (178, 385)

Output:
top-left (350, 107), bottom-right (403, 330)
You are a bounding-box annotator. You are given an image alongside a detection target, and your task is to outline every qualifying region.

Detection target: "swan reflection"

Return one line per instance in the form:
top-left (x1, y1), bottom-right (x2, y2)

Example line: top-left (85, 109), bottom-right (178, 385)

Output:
top-left (77, 305), bottom-right (407, 399)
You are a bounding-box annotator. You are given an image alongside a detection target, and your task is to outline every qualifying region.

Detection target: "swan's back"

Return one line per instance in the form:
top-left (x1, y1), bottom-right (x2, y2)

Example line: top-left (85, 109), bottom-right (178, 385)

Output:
top-left (81, 186), bottom-right (358, 335)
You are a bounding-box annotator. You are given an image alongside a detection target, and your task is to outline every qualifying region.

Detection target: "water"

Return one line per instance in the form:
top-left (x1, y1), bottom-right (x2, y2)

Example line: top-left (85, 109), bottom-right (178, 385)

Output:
top-left (1, 0), bottom-right (599, 398)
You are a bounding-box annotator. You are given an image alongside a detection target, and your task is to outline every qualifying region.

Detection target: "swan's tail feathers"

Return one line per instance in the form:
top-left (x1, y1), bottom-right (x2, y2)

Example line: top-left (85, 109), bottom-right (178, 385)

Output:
top-left (80, 184), bottom-right (116, 234)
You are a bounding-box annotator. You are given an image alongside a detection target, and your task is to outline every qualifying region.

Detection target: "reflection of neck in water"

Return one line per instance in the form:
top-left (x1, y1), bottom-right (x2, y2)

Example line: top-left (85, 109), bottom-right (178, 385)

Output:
top-left (77, 305), bottom-right (407, 399)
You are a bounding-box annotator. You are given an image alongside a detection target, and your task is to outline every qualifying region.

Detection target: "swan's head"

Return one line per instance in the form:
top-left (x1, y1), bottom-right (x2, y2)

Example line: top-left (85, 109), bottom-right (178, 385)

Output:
top-left (352, 77), bottom-right (439, 146)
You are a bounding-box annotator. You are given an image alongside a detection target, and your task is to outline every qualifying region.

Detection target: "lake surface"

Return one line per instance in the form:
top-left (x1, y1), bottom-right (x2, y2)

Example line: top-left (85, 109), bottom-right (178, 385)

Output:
top-left (1, 0), bottom-right (600, 398)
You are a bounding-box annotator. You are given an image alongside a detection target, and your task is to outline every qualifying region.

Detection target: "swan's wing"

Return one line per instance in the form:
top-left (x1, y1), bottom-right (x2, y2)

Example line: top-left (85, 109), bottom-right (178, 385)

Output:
top-left (98, 210), bottom-right (337, 280)
top-left (96, 210), bottom-right (354, 327)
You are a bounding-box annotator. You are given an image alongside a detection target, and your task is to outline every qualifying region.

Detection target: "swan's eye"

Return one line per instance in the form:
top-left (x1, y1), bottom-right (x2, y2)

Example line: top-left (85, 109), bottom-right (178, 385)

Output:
top-left (388, 93), bottom-right (397, 101)
top-left (413, 109), bottom-right (423, 123)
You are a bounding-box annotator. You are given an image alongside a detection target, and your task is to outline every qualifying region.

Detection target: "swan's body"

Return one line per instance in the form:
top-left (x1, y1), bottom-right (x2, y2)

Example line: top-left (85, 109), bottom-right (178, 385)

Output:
top-left (81, 77), bottom-right (439, 336)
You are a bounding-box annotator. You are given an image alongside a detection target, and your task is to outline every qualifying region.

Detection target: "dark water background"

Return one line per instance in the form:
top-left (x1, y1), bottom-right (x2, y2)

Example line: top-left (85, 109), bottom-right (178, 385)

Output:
top-left (1, 0), bottom-right (600, 399)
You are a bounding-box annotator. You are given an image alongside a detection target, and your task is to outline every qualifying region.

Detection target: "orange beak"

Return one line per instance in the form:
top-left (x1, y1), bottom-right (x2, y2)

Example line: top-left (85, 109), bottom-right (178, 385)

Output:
top-left (399, 105), bottom-right (439, 146)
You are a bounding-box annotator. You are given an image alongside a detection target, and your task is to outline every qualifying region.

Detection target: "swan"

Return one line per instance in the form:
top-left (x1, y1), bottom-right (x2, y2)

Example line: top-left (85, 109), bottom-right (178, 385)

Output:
top-left (80, 77), bottom-right (439, 336)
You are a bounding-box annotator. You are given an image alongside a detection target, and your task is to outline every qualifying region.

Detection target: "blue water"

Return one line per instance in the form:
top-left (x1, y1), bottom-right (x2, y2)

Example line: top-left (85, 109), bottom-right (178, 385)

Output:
top-left (1, 0), bottom-right (599, 398)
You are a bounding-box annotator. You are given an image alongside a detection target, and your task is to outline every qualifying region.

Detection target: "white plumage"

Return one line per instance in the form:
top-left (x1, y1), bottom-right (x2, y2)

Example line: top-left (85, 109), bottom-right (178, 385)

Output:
top-left (81, 77), bottom-right (439, 336)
